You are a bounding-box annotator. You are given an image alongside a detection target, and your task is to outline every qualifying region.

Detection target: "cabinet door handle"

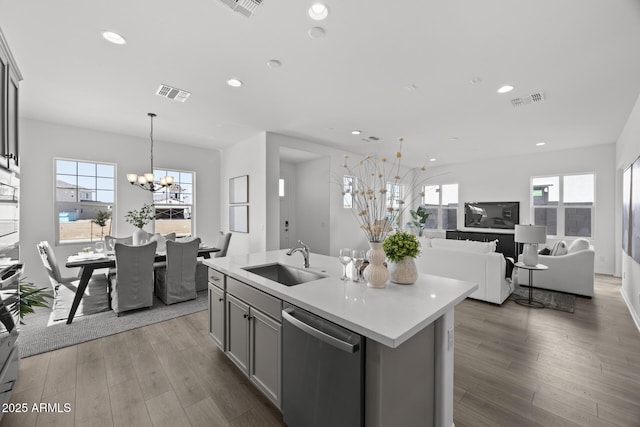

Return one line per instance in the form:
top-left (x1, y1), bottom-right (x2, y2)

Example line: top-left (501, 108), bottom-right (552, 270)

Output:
top-left (218, 297), bottom-right (223, 302)
top-left (211, 276), bottom-right (220, 281)
top-left (243, 314), bottom-right (249, 319)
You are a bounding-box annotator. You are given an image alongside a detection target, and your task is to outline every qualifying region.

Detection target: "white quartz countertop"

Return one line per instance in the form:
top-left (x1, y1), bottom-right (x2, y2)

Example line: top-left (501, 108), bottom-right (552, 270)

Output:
top-left (204, 250), bottom-right (477, 348)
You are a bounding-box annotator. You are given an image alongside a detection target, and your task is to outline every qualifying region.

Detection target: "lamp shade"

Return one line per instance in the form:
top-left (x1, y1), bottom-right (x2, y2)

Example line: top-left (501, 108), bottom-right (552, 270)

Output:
top-left (514, 225), bottom-right (546, 244)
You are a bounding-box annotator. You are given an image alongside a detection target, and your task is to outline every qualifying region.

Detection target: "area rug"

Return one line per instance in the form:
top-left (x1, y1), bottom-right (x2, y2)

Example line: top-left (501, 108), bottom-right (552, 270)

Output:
top-left (18, 290), bottom-right (208, 358)
top-left (510, 285), bottom-right (576, 313)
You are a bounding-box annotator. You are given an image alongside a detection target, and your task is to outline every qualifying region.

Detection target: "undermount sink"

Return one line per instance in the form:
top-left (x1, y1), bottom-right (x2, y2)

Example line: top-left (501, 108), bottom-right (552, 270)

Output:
top-left (243, 263), bottom-right (327, 286)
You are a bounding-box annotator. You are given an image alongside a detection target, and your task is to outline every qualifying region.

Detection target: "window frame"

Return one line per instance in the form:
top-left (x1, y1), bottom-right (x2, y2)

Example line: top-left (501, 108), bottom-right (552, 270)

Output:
top-left (54, 157), bottom-right (116, 245)
top-left (421, 183), bottom-right (459, 231)
top-left (152, 168), bottom-right (195, 237)
top-left (530, 172), bottom-right (595, 238)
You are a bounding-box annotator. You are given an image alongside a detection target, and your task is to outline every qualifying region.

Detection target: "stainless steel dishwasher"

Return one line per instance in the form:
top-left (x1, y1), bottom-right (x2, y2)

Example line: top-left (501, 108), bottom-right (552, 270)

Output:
top-left (282, 303), bottom-right (364, 427)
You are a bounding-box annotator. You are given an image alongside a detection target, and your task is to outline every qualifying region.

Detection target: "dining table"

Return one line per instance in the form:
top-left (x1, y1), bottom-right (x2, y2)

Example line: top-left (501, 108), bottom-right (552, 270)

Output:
top-left (64, 245), bottom-right (220, 324)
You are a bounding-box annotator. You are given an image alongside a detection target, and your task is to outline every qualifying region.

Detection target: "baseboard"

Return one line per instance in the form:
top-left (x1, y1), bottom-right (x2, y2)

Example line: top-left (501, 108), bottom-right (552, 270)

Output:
top-left (620, 288), bottom-right (640, 332)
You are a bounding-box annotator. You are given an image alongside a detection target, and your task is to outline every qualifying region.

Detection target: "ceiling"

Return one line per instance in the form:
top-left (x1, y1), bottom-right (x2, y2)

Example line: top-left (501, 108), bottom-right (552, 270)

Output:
top-left (2, 0), bottom-right (640, 167)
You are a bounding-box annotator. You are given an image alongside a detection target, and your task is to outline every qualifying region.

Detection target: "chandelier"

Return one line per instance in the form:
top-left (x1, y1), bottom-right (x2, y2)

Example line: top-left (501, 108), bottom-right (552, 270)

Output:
top-left (126, 113), bottom-right (174, 192)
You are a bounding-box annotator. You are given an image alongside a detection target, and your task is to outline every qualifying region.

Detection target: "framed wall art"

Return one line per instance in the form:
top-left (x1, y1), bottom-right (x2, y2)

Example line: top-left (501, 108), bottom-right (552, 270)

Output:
top-left (229, 175), bottom-right (249, 204)
top-left (229, 205), bottom-right (249, 233)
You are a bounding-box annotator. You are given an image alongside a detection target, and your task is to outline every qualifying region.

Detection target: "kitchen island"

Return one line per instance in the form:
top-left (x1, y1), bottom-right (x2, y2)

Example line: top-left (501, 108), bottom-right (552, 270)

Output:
top-left (204, 250), bottom-right (477, 427)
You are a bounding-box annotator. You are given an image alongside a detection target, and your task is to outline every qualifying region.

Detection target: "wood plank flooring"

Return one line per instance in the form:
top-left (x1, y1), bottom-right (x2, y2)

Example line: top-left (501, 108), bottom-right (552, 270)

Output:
top-left (2, 274), bottom-right (638, 426)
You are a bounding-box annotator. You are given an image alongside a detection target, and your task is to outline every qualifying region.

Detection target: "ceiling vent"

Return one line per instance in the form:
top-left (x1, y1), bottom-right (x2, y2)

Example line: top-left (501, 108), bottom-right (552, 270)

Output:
top-left (511, 91), bottom-right (545, 107)
top-left (217, 0), bottom-right (263, 17)
top-left (156, 84), bottom-right (191, 103)
top-left (362, 136), bottom-right (380, 143)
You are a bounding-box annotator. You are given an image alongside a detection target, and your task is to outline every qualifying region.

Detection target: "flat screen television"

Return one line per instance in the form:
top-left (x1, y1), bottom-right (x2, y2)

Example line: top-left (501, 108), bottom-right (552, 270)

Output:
top-left (464, 201), bottom-right (520, 230)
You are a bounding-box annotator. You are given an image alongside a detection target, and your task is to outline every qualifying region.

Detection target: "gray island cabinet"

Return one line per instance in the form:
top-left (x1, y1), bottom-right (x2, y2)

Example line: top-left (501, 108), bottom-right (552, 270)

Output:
top-left (204, 250), bottom-right (477, 427)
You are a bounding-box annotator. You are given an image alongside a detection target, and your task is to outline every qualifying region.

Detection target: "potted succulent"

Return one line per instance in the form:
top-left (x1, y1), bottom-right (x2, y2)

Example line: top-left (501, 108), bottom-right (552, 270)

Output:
top-left (383, 231), bottom-right (421, 284)
top-left (125, 203), bottom-right (155, 245)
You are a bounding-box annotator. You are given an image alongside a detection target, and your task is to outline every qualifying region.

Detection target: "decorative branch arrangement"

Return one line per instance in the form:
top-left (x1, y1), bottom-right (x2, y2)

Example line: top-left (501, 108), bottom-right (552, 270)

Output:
top-left (341, 138), bottom-right (430, 242)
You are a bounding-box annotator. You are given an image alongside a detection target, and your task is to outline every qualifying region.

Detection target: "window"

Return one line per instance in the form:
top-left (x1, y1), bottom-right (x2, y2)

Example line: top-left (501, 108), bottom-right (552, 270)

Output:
top-left (422, 184), bottom-right (458, 230)
top-left (55, 159), bottom-right (115, 243)
top-left (531, 173), bottom-right (594, 237)
top-left (386, 182), bottom-right (404, 221)
top-left (343, 175), bottom-right (354, 208)
top-left (153, 169), bottom-right (194, 237)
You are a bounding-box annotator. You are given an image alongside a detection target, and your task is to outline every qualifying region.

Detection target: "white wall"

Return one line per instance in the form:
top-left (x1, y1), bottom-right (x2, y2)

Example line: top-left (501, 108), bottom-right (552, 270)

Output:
top-left (294, 157), bottom-right (331, 255)
top-left (616, 93), bottom-right (640, 329)
top-left (279, 161), bottom-right (297, 249)
top-left (20, 118), bottom-right (220, 287)
top-left (266, 133), bottom-right (370, 256)
top-left (424, 144), bottom-right (617, 275)
top-left (219, 132), bottom-right (267, 256)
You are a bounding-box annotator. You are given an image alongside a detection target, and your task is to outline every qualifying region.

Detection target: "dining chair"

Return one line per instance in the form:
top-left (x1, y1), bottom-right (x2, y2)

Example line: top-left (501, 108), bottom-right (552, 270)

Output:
top-left (110, 241), bottom-right (157, 316)
top-left (214, 232), bottom-right (232, 258)
top-left (195, 231), bottom-right (233, 291)
top-left (155, 238), bottom-right (200, 305)
top-left (36, 241), bottom-right (110, 321)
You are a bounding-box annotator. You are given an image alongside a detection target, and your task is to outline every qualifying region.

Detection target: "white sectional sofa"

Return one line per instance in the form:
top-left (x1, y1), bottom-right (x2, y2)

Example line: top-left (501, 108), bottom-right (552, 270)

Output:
top-left (415, 238), bottom-right (513, 305)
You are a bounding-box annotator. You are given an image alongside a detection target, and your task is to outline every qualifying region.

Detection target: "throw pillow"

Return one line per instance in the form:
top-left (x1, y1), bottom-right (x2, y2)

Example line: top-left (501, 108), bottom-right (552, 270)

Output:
top-left (550, 240), bottom-right (568, 256)
top-left (539, 248), bottom-right (551, 255)
top-left (567, 238), bottom-right (590, 254)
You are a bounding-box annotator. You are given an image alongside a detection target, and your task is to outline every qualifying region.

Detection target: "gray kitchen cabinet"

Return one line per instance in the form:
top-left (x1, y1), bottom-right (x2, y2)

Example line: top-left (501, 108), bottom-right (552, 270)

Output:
top-left (226, 293), bottom-right (250, 375)
top-left (249, 306), bottom-right (281, 408)
top-left (208, 283), bottom-right (225, 350)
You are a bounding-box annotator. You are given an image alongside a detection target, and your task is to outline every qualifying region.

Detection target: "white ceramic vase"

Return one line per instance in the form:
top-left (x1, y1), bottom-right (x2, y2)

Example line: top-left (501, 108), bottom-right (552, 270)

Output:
top-left (363, 241), bottom-right (388, 288)
top-left (388, 256), bottom-right (418, 284)
top-left (132, 228), bottom-right (146, 246)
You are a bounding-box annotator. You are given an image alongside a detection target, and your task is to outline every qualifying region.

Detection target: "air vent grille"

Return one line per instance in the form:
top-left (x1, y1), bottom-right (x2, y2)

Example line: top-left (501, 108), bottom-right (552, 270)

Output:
top-left (217, 0), bottom-right (263, 17)
top-left (362, 136), bottom-right (380, 142)
top-left (511, 91), bottom-right (545, 107)
top-left (156, 84), bottom-right (191, 103)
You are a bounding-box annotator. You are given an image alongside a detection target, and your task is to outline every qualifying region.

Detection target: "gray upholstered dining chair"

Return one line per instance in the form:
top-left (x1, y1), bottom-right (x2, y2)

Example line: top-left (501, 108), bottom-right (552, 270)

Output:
top-left (214, 232), bottom-right (232, 258)
top-left (110, 241), bottom-right (157, 316)
top-left (104, 235), bottom-right (133, 250)
top-left (155, 238), bottom-right (200, 305)
top-left (36, 241), bottom-right (109, 321)
top-left (195, 231), bottom-right (232, 291)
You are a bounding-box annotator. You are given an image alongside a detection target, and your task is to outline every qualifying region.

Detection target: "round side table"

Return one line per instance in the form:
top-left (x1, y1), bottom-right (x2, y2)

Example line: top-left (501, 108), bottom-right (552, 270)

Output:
top-left (514, 262), bottom-right (548, 308)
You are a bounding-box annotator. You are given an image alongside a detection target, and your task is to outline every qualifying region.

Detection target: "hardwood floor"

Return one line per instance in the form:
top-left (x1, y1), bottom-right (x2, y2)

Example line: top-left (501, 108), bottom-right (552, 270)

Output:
top-left (2, 274), bottom-right (638, 426)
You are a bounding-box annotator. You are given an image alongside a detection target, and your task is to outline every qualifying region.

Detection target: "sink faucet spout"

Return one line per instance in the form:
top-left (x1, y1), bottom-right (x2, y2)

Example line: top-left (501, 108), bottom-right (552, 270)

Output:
top-left (287, 240), bottom-right (310, 268)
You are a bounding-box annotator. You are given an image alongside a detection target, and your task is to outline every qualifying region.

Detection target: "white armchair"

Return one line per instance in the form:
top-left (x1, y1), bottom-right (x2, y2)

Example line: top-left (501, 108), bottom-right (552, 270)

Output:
top-left (518, 243), bottom-right (594, 297)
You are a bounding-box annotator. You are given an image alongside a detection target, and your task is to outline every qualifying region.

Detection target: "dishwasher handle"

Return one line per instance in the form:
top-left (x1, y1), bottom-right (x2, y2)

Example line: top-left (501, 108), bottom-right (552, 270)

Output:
top-left (282, 307), bottom-right (360, 354)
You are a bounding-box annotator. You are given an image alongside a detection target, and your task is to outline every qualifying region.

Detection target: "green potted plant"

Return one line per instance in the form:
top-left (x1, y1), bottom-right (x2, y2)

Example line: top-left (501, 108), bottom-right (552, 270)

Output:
top-left (91, 209), bottom-right (112, 239)
top-left (408, 205), bottom-right (430, 237)
top-left (125, 203), bottom-right (155, 245)
top-left (383, 231), bottom-right (421, 284)
top-left (11, 279), bottom-right (53, 325)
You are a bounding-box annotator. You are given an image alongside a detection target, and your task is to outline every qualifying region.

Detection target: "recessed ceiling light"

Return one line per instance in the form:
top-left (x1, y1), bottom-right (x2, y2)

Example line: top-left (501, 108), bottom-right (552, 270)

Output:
top-left (451, 137), bottom-right (459, 141)
top-left (536, 142), bottom-right (546, 146)
top-left (351, 130), bottom-right (361, 135)
top-left (101, 31), bottom-right (127, 45)
top-left (406, 84), bottom-right (418, 91)
top-left (308, 3), bottom-right (328, 20)
top-left (226, 78), bottom-right (243, 88)
top-left (470, 77), bottom-right (482, 84)
top-left (267, 59), bottom-right (282, 69)
top-left (308, 26), bottom-right (326, 39)
top-left (497, 85), bottom-right (514, 94)
top-left (429, 158), bottom-right (437, 162)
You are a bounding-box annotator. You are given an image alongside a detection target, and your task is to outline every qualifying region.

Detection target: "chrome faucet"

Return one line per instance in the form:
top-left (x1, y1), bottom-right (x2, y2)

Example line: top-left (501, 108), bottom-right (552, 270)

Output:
top-left (287, 240), bottom-right (310, 268)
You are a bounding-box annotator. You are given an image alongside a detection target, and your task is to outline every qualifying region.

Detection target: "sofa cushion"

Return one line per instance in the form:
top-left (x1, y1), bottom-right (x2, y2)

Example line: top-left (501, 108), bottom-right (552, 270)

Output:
top-left (567, 238), bottom-right (590, 254)
top-left (550, 240), bottom-right (568, 256)
top-left (431, 238), bottom-right (495, 254)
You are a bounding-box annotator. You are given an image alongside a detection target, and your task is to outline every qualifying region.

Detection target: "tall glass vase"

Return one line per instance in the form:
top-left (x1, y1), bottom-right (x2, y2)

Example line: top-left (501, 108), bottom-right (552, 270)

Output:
top-left (363, 241), bottom-right (388, 288)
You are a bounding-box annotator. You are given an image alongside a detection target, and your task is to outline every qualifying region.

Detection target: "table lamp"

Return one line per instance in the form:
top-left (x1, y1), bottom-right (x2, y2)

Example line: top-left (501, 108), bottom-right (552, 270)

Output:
top-left (515, 224), bottom-right (547, 266)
